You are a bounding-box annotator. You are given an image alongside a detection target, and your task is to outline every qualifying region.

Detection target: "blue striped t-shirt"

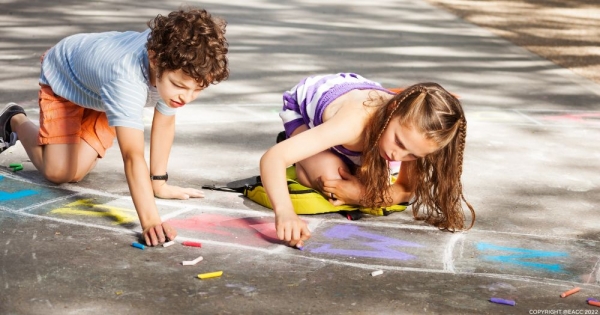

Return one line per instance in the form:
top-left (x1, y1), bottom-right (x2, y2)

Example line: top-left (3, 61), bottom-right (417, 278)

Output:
top-left (40, 29), bottom-right (176, 130)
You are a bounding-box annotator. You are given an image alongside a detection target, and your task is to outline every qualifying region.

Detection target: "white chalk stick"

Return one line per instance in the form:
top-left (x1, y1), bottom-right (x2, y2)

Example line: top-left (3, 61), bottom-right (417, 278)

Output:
top-left (163, 241), bottom-right (175, 247)
top-left (371, 270), bottom-right (383, 277)
top-left (182, 256), bottom-right (204, 266)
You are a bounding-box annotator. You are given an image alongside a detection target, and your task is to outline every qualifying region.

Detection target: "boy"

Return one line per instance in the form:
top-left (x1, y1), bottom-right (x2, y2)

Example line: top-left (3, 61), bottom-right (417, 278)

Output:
top-left (0, 8), bottom-right (229, 246)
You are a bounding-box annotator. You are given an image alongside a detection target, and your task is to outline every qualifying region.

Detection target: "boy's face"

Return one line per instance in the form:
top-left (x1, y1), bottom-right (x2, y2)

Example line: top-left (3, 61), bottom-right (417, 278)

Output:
top-left (378, 119), bottom-right (439, 162)
top-left (155, 69), bottom-right (204, 108)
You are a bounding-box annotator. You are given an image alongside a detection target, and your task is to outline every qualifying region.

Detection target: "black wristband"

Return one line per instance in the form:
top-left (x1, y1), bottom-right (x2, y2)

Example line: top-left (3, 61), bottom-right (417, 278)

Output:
top-left (150, 173), bottom-right (168, 181)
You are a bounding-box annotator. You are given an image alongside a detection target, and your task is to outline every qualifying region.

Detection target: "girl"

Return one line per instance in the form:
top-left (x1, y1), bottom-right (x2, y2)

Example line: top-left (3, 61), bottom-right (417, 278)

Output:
top-left (260, 73), bottom-right (475, 248)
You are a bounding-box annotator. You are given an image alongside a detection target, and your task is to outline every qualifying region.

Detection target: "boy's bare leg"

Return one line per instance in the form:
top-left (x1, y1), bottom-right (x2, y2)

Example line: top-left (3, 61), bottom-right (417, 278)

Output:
top-left (10, 114), bottom-right (43, 169)
top-left (11, 114), bottom-right (99, 183)
top-left (71, 141), bottom-right (99, 182)
top-left (43, 142), bottom-right (98, 183)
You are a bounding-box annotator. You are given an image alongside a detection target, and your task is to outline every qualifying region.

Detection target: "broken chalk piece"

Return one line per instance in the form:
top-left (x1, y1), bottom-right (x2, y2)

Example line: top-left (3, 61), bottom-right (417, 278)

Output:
top-left (560, 287), bottom-right (580, 298)
top-left (163, 240), bottom-right (175, 247)
top-left (198, 271), bottom-right (223, 279)
top-left (587, 298), bottom-right (599, 302)
top-left (9, 163), bottom-right (22, 168)
top-left (182, 256), bottom-right (203, 266)
top-left (490, 298), bottom-right (516, 306)
top-left (182, 241), bottom-right (202, 248)
top-left (371, 270), bottom-right (383, 277)
top-left (11, 165), bottom-right (23, 171)
top-left (588, 300), bottom-right (600, 307)
top-left (131, 242), bottom-right (145, 250)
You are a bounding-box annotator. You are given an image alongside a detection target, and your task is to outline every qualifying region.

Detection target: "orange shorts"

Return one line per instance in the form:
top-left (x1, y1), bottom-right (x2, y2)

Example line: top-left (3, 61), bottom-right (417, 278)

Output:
top-left (38, 84), bottom-right (116, 158)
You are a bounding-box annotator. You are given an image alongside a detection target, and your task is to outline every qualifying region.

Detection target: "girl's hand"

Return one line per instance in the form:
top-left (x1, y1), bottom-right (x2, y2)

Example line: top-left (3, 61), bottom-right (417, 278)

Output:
top-left (153, 183), bottom-right (205, 200)
top-left (143, 221), bottom-right (177, 246)
top-left (319, 167), bottom-right (364, 206)
top-left (275, 210), bottom-right (311, 248)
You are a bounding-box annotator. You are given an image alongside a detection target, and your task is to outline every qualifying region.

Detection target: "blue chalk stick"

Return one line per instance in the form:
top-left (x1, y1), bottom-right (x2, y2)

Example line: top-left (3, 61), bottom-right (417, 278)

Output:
top-left (131, 242), bottom-right (145, 250)
top-left (588, 298), bottom-right (599, 302)
top-left (490, 297), bottom-right (515, 306)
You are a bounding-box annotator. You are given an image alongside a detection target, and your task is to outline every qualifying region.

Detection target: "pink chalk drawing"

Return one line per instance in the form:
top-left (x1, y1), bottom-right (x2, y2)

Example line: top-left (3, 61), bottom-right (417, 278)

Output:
top-left (167, 214), bottom-right (281, 247)
top-left (541, 112), bottom-right (600, 124)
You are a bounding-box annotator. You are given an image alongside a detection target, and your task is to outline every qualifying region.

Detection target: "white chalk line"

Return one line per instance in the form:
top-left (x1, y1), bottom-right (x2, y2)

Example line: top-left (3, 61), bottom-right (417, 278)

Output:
top-left (159, 206), bottom-right (198, 221)
top-left (443, 233), bottom-right (464, 273)
top-left (587, 256), bottom-right (600, 285)
top-left (15, 192), bottom-right (84, 213)
top-left (1, 208), bottom-right (137, 236)
top-left (465, 228), bottom-right (600, 243)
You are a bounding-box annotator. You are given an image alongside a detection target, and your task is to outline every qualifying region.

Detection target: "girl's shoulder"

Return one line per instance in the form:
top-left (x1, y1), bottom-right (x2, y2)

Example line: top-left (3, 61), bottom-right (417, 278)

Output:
top-left (324, 89), bottom-right (390, 123)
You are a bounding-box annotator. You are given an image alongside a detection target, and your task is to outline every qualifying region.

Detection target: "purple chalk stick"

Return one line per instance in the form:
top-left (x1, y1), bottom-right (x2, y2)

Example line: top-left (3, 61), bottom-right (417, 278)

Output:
top-left (587, 298), bottom-right (599, 302)
top-left (490, 297), bottom-right (516, 306)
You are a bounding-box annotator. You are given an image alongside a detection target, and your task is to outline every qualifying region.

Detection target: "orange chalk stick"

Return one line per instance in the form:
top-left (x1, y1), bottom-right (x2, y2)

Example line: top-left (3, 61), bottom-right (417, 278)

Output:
top-left (588, 300), bottom-right (600, 307)
top-left (560, 287), bottom-right (580, 298)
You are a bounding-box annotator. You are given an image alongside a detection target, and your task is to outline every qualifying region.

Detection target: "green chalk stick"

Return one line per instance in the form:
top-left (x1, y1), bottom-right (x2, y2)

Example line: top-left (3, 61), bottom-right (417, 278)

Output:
top-left (9, 163), bottom-right (22, 168)
top-left (12, 165), bottom-right (23, 171)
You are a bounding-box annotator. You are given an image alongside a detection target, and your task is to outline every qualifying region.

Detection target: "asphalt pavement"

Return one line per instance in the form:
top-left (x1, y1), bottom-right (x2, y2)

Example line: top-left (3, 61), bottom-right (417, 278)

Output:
top-left (1, 0), bottom-right (599, 314)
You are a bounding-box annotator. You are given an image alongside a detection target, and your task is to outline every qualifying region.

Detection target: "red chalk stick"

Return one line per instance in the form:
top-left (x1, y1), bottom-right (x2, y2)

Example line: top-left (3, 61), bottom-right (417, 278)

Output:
top-left (182, 241), bottom-right (202, 248)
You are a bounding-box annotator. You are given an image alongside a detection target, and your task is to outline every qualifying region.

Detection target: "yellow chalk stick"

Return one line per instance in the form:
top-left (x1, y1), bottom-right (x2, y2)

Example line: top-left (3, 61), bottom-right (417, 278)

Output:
top-left (197, 271), bottom-right (223, 279)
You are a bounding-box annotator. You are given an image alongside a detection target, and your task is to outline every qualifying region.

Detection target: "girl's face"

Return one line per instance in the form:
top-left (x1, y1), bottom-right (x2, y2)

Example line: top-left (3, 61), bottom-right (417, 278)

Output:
top-left (155, 69), bottom-right (204, 109)
top-left (378, 118), bottom-right (439, 162)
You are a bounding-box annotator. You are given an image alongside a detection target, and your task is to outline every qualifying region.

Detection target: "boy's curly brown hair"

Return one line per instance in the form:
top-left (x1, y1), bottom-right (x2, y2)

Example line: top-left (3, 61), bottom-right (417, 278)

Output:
top-left (146, 8), bottom-right (229, 87)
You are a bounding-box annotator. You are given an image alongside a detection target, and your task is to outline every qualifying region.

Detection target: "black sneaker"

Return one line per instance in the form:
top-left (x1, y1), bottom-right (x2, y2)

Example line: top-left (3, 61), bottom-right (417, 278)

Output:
top-left (0, 102), bottom-right (26, 153)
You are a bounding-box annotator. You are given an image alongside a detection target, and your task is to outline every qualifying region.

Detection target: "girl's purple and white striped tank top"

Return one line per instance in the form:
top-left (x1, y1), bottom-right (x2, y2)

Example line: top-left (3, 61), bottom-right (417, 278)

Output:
top-left (279, 73), bottom-right (391, 166)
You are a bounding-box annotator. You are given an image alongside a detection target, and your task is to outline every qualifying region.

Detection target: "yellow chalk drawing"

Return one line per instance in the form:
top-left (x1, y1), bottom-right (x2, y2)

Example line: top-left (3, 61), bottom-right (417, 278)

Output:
top-left (51, 199), bottom-right (138, 225)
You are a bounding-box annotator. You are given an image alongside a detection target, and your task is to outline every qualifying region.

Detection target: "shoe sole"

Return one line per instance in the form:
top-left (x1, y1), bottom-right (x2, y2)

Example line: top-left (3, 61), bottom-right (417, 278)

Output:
top-left (0, 102), bottom-right (26, 149)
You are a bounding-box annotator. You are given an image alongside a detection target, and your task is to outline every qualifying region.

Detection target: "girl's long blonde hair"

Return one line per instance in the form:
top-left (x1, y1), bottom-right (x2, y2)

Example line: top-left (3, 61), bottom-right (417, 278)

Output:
top-left (357, 83), bottom-right (475, 231)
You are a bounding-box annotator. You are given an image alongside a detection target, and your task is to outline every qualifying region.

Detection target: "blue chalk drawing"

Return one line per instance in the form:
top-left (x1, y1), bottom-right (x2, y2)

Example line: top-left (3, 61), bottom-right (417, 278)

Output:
top-left (0, 189), bottom-right (38, 201)
top-left (0, 176), bottom-right (38, 201)
top-left (309, 225), bottom-right (423, 260)
top-left (476, 242), bottom-right (568, 272)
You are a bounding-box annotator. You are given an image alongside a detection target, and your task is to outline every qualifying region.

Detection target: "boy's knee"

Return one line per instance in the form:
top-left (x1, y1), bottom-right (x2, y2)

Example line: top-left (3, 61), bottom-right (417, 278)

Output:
top-left (43, 169), bottom-right (75, 184)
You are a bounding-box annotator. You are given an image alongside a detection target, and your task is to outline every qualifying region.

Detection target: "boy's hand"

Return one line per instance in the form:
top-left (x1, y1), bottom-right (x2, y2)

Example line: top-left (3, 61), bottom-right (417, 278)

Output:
top-left (153, 183), bottom-right (205, 200)
top-left (275, 210), bottom-right (311, 248)
top-left (143, 221), bottom-right (177, 246)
